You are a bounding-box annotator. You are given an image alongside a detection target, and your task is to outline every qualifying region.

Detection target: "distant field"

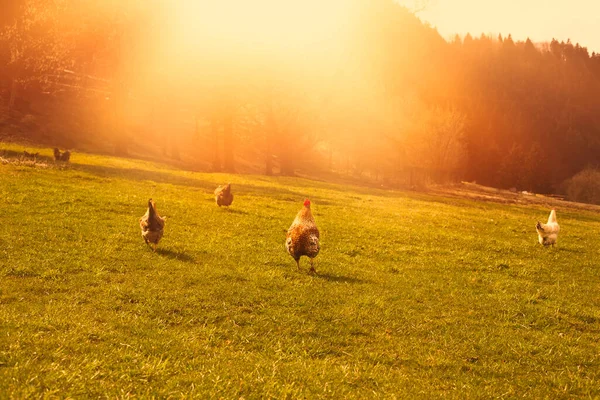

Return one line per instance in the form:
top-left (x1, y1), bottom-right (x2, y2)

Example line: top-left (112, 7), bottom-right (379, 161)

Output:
top-left (1, 143), bottom-right (600, 398)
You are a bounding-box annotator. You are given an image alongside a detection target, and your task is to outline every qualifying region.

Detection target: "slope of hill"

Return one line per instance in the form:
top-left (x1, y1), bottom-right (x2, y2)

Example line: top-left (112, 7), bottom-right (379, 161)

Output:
top-left (1, 143), bottom-right (600, 398)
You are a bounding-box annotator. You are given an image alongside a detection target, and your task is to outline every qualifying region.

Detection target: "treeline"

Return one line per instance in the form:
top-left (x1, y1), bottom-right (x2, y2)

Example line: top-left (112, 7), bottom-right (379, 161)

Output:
top-left (1, 0), bottom-right (599, 193)
top-left (452, 34), bottom-right (600, 193)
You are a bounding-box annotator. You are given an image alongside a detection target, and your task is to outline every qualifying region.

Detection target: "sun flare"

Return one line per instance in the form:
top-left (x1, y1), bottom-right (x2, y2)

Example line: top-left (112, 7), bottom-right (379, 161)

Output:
top-left (168, 0), bottom-right (353, 60)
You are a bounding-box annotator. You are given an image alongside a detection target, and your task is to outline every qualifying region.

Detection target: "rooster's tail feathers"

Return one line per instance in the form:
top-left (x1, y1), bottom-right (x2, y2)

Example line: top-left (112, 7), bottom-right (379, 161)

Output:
top-left (148, 199), bottom-right (156, 219)
top-left (548, 209), bottom-right (557, 224)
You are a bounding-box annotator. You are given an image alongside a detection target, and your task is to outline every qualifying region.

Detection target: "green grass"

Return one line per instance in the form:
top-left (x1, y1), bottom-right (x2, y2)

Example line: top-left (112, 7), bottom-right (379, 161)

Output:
top-left (1, 143), bottom-right (600, 398)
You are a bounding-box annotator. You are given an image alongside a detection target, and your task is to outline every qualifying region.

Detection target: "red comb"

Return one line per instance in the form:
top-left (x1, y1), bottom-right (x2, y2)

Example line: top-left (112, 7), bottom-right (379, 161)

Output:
top-left (303, 199), bottom-right (311, 207)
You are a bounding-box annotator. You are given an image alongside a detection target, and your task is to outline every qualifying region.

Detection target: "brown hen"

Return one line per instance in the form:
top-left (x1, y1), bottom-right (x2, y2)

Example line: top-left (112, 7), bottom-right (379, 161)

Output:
top-left (139, 199), bottom-right (165, 251)
top-left (286, 199), bottom-right (320, 273)
top-left (214, 183), bottom-right (233, 207)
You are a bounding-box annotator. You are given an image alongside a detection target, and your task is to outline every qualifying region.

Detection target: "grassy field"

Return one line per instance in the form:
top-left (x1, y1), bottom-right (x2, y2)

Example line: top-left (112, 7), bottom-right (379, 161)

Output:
top-left (1, 143), bottom-right (600, 398)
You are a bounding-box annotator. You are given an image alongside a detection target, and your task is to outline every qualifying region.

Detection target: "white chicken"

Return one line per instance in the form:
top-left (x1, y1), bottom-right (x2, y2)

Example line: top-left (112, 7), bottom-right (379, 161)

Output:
top-left (536, 209), bottom-right (560, 246)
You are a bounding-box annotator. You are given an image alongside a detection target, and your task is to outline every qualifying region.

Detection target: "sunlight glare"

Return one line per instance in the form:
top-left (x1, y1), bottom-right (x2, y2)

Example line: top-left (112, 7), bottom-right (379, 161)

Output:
top-left (170, 0), bottom-right (351, 60)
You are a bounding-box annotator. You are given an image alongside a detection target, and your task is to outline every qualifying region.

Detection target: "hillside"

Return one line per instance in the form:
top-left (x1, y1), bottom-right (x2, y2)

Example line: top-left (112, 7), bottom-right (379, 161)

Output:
top-left (1, 144), bottom-right (600, 398)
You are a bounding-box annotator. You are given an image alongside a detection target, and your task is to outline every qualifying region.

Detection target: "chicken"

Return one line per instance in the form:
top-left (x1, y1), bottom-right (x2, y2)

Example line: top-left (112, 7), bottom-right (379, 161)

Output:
top-left (139, 199), bottom-right (166, 251)
top-left (286, 199), bottom-right (320, 273)
top-left (214, 183), bottom-right (233, 207)
top-left (23, 151), bottom-right (39, 159)
top-left (53, 148), bottom-right (71, 162)
top-left (536, 209), bottom-right (560, 246)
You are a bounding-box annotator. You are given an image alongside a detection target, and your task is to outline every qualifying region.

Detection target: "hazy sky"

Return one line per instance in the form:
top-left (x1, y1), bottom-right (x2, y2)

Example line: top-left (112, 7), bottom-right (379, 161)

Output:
top-left (415, 0), bottom-right (600, 53)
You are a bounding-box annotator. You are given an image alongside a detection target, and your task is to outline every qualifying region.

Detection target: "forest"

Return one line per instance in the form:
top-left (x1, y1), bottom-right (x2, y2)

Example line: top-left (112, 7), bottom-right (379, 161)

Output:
top-left (1, 0), bottom-right (600, 194)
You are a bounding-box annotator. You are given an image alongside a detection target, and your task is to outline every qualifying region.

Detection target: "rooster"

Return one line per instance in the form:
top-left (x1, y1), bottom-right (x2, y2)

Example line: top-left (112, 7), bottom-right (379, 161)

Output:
top-left (214, 183), bottom-right (233, 207)
top-left (536, 209), bottom-right (560, 246)
top-left (139, 199), bottom-right (165, 251)
top-left (286, 199), bottom-right (320, 273)
top-left (53, 148), bottom-right (71, 162)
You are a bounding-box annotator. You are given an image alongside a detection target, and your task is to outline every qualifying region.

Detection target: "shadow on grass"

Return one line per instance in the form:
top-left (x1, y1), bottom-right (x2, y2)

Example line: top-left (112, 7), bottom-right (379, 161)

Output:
top-left (3, 147), bottom-right (466, 206)
top-left (218, 208), bottom-right (249, 215)
top-left (556, 247), bottom-right (584, 254)
top-left (3, 146), bottom-right (434, 206)
top-left (71, 163), bottom-right (217, 191)
top-left (70, 162), bottom-right (338, 205)
top-left (1, 149), bottom-right (56, 164)
top-left (156, 248), bottom-right (196, 263)
top-left (315, 272), bottom-right (369, 284)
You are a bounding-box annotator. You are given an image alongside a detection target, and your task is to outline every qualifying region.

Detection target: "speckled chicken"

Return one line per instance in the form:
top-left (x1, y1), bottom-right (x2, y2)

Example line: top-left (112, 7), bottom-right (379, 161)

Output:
top-left (139, 199), bottom-right (165, 251)
top-left (214, 183), bottom-right (233, 207)
top-left (286, 199), bottom-right (320, 273)
top-left (536, 209), bottom-right (560, 246)
top-left (53, 148), bottom-right (71, 162)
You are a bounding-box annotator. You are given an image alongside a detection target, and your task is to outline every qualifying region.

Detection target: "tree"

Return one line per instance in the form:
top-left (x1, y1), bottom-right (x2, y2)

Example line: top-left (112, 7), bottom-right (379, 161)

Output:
top-left (1, 1), bottom-right (69, 112)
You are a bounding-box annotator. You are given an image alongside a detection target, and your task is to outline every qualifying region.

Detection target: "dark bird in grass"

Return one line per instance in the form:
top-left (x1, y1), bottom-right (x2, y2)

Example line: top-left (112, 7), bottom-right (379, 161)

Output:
top-left (53, 148), bottom-right (71, 162)
top-left (23, 151), bottom-right (39, 159)
top-left (139, 199), bottom-right (165, 251)
top-left (536, 209), bottom-right (560, 246)
top-left (214, 183), bottom-right (233, 207)
top-left (286, 199), bottom-right (320, 274)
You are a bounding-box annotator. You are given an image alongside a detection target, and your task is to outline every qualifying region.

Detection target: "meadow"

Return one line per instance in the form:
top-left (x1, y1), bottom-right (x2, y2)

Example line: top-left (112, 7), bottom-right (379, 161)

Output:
top-left (1, 144), bottom-right (600, 398)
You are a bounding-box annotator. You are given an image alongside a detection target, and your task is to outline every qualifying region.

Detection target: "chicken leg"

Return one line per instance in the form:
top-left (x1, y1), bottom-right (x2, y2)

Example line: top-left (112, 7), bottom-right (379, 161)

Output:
top-left (309, 258), bottom-right (316, 275)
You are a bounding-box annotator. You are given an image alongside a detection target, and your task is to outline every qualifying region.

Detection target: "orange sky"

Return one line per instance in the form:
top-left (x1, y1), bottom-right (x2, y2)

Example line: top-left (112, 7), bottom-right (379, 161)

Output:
top-left (414, 0), bottom-right (600, 53)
